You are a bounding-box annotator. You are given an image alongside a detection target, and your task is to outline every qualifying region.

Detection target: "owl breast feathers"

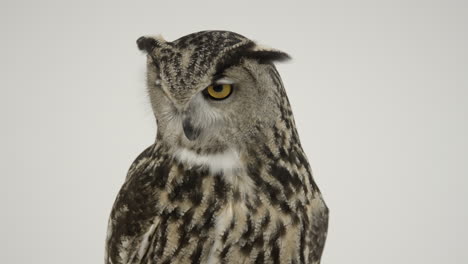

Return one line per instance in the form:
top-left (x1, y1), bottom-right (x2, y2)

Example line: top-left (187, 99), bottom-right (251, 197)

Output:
top-left (105, 30), bottom-right (328, 264)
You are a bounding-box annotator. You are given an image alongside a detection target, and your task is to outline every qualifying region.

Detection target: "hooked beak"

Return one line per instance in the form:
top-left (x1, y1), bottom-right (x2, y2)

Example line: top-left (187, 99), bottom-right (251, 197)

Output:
top-left (182, 116), bottom-right (200, 141)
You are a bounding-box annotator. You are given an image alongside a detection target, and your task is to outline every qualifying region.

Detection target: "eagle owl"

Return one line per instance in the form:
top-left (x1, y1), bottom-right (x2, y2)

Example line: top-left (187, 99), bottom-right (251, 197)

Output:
top-left (105, 31), bottom-right (328, 264)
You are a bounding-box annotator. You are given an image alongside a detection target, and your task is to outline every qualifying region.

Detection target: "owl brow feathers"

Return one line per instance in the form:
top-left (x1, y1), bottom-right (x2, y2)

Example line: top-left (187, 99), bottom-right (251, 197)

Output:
top-left (136, 34), bottom-right (291, 75)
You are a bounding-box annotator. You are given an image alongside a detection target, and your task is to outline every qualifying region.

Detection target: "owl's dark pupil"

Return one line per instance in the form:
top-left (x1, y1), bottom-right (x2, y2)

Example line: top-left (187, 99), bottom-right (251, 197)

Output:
top-left (213, 85), bottom-right (223, 92)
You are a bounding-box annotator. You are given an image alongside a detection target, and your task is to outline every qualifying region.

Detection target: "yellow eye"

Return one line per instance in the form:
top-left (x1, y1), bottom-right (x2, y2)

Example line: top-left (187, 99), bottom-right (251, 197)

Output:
top-left (204, 84), bottom-right (233, 100)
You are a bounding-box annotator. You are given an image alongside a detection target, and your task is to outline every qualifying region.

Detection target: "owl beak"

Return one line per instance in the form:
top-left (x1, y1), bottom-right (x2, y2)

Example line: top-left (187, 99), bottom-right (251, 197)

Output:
top-left (182, 116), bottom-right (200, 141)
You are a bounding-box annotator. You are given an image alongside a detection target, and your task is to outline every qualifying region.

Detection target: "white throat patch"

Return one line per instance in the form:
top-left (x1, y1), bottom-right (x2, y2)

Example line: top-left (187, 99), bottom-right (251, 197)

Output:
top-left (173, 148), bottom-right (243, 174)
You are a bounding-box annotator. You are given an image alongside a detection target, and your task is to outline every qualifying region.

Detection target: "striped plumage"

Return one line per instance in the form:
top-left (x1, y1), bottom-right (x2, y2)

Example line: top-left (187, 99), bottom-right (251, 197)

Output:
top-left (105, 31), bottom-right (328, 264)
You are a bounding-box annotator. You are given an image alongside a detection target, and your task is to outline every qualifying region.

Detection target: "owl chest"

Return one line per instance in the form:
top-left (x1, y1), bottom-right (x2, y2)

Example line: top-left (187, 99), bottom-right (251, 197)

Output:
top-left (165, 172), bottom-right (302, 263)
top-left (137, 152), bottom-right (307, 262)
top-left (203, 195), bottom-right (303, 264)
top-left (117, 166), bottom-right (308, 264)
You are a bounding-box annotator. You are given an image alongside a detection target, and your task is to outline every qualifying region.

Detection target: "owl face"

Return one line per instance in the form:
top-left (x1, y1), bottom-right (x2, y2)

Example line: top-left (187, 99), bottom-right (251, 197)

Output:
top-left (138, 31), bottom-right (290, 156)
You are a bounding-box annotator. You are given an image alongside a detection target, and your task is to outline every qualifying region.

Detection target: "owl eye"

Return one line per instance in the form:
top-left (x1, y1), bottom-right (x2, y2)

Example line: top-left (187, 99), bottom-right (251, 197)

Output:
top-left (203, 84), bottom-right (233, 100)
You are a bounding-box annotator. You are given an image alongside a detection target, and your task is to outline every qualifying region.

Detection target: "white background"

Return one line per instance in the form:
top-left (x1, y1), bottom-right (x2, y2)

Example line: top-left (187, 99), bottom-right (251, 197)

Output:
top-left (1, 0), bottom-right (467, 263)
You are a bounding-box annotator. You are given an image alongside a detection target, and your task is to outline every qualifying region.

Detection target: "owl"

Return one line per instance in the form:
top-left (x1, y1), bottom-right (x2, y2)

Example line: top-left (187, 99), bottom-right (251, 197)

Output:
top-left (105, 31), bottom-right (328, 264)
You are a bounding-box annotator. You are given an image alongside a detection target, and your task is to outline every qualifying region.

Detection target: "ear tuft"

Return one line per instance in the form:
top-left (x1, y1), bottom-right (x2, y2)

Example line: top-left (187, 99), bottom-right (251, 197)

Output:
top-left (136, 36), bottom-right (160, 53)
top-left (243, 44), bottom-right (291, 64)
top-left (245, 50), bottom-right (291, 63)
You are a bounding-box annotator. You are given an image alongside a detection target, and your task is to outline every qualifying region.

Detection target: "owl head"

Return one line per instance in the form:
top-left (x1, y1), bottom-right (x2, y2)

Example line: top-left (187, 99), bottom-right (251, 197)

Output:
top-left (137, 31), bottom-right (294, 158)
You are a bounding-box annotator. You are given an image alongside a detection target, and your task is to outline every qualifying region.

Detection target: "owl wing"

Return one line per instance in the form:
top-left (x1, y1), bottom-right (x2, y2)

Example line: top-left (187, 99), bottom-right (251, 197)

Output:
top-left (105, 145), bottom-right (166, 264)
